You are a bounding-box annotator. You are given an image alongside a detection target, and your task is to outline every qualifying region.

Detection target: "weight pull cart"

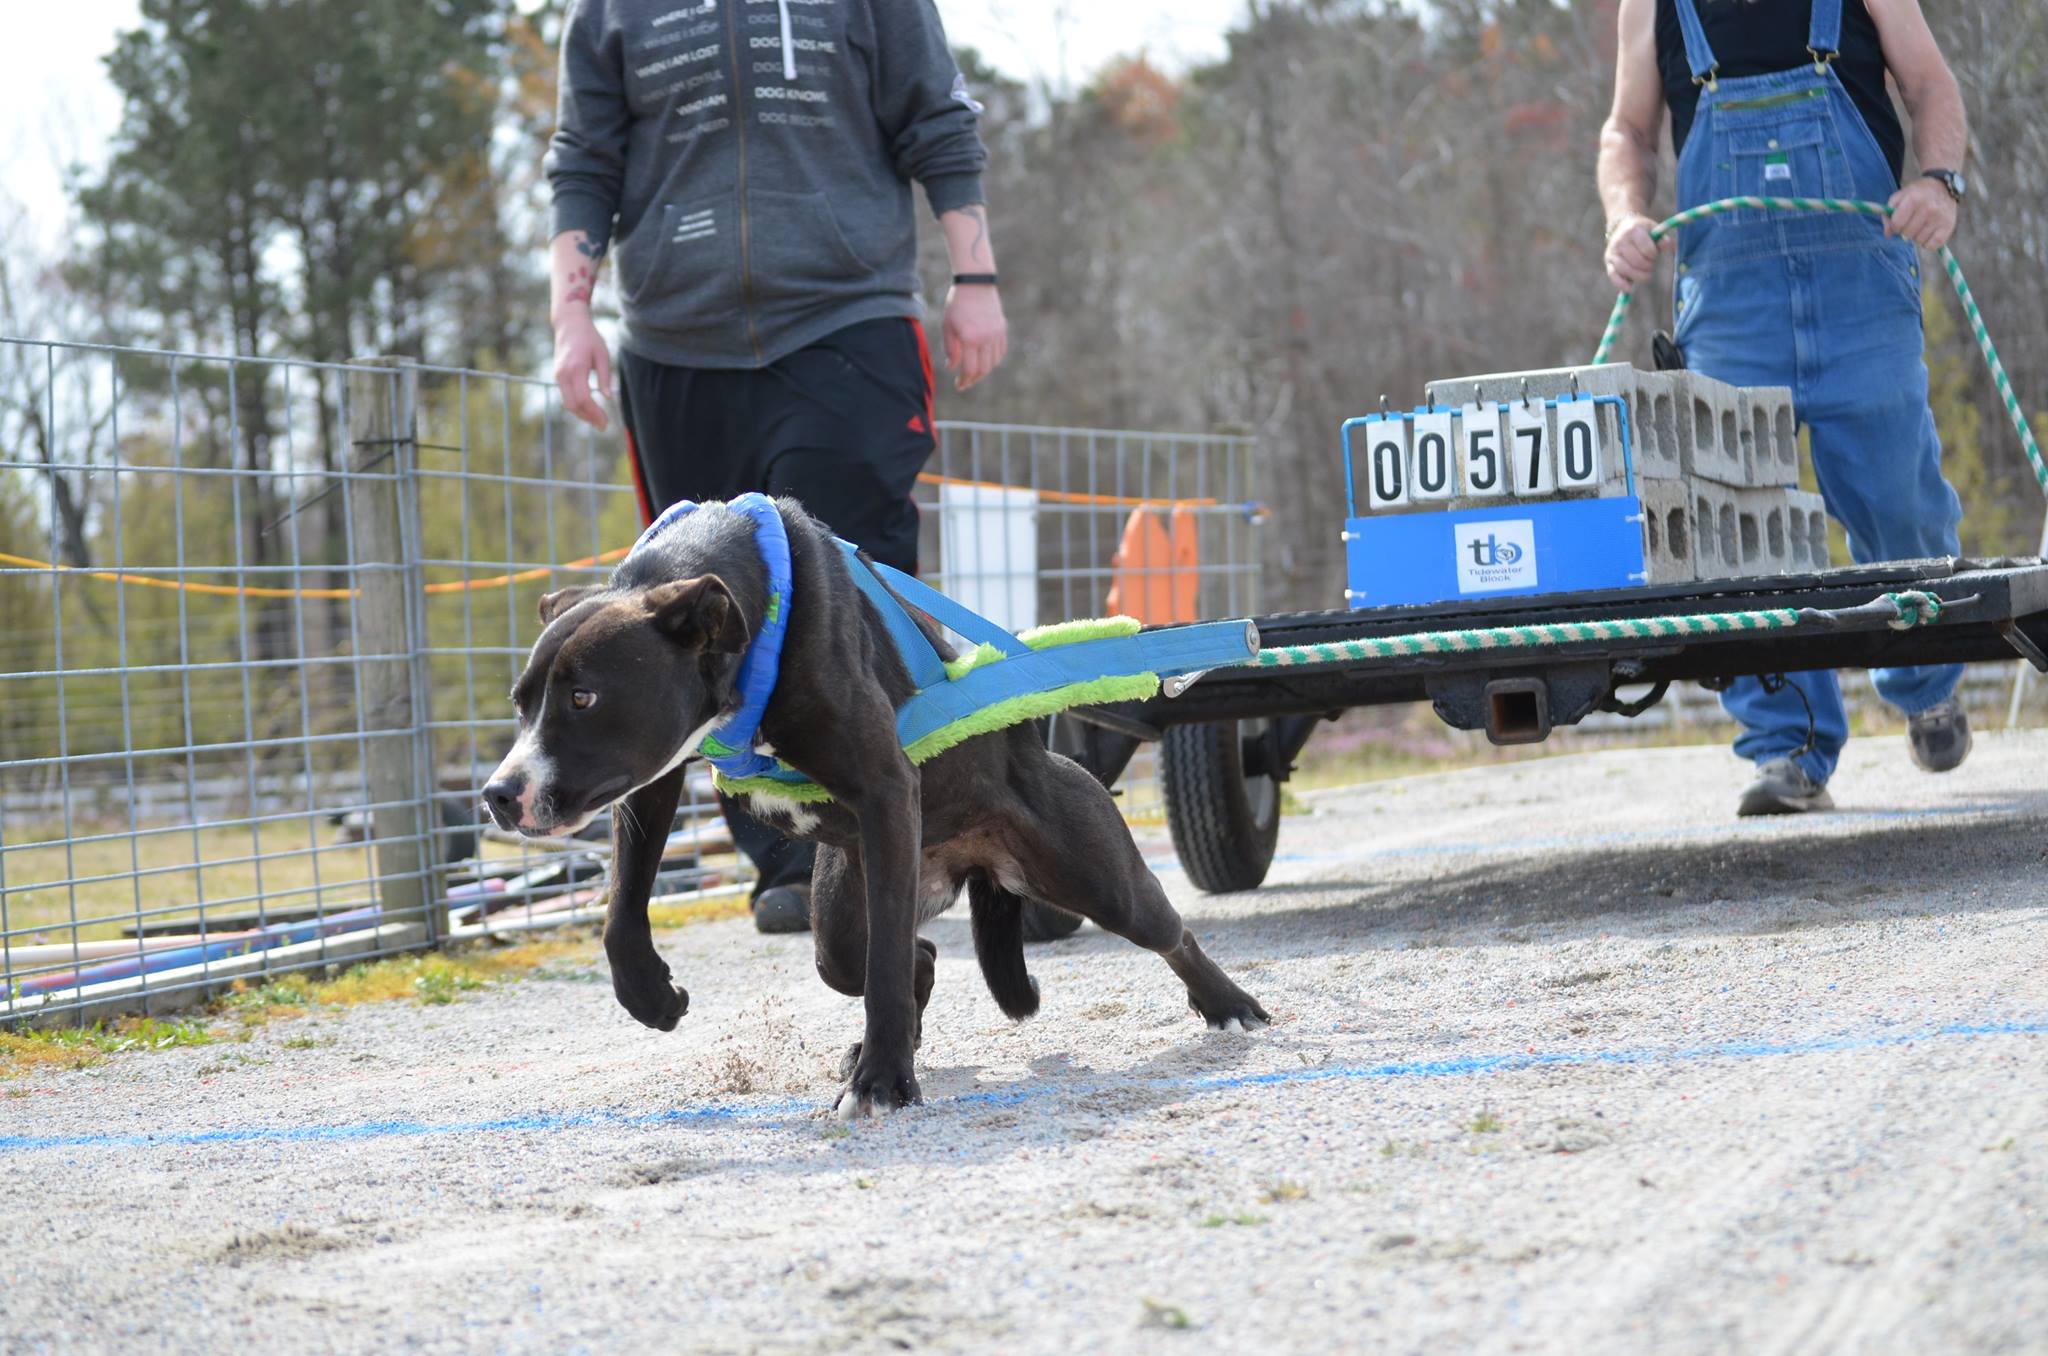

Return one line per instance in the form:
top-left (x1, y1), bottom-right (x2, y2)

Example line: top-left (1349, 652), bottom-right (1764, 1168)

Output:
top-left (1036, 197), bottom-right (2048, 907)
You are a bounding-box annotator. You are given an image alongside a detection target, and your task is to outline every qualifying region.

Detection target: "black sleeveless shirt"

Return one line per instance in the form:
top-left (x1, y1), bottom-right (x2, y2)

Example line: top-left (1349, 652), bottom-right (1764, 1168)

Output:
top-left (1656, 0), bottom-right (1905, 183)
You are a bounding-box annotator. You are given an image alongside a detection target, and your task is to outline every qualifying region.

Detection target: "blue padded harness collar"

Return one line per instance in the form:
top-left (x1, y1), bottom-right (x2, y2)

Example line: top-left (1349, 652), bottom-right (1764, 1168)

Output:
top-left (625, 493), bottom-right (791, 782)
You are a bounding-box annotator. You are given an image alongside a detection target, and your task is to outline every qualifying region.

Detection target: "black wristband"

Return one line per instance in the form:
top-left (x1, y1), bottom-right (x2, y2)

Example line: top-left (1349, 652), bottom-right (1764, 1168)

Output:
top-left (952, 273), bottom-right (1000, 287)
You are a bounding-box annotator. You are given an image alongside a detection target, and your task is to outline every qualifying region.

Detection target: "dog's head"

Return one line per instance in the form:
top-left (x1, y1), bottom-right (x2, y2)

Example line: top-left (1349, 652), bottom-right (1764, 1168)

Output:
top-left (482, 577), bottom-right (750, 837)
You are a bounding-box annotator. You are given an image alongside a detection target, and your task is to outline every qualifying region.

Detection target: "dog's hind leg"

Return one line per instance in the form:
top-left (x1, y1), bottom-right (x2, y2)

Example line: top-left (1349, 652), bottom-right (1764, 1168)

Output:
top-left (812, 844), bottom-right (938, 1080)
top-left (966, 871), bottom-right (1041, 1021)
top-left (1013, 755), bottom-right (1268, 1031)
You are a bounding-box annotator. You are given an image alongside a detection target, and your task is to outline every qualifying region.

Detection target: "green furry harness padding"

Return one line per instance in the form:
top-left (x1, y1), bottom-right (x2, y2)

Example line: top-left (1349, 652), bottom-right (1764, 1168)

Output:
top-left (712, 540), bottom-right (1260, 806)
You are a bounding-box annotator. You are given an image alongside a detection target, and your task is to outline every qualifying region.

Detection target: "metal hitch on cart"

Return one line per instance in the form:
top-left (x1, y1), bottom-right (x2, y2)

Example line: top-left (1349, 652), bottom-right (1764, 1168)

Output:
top-left (1424, 661), bottom-right (1615, 746)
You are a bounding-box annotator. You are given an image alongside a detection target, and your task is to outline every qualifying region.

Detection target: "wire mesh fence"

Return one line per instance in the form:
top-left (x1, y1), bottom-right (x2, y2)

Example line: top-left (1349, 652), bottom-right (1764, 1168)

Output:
top-left (0, 338), bottom-right (1262, 1025)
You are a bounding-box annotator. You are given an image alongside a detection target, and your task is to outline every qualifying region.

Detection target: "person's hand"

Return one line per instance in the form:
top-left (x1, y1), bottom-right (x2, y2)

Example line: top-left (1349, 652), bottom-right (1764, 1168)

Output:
top-left (1603, 212), bottom-right (1667, 291)
top-left (1886, 177), bottom-right (1958, 252)
top-left (553, 311), bottom-right (614, 431)
top-left (943, 284), bottom-right (1007, 392)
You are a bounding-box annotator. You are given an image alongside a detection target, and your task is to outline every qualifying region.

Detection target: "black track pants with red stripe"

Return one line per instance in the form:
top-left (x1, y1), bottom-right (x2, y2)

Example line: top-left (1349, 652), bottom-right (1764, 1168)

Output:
top-left (617, 316), bottom-right (936, 573)
top-left (617, 317), bottom-right (939, 897)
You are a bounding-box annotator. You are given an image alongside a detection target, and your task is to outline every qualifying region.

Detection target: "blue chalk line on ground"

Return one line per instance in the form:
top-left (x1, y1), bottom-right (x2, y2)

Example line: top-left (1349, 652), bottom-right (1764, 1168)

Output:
top-left (2, 1017), bottom-right (2040, 1154)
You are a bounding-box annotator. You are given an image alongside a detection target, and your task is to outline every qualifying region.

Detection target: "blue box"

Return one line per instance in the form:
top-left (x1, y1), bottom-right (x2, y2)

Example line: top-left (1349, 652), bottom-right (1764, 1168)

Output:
top-left (1343, 497), bottom-right (1648, 609)
top-left (1340, 393), bottom-right (1647, 609)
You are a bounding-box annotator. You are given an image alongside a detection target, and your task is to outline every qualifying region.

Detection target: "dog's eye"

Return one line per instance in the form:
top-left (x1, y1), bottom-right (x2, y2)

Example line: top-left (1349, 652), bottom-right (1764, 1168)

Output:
top-left (570, 689), bottom-right (597, 711)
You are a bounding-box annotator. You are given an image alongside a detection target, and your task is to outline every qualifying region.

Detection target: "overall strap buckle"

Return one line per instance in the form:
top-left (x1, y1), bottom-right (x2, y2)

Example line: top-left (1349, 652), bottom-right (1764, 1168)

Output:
top-left (1807, 45), bottom-right (1838, 75)
top-left (1692, 63), bottom-right (1720, 92)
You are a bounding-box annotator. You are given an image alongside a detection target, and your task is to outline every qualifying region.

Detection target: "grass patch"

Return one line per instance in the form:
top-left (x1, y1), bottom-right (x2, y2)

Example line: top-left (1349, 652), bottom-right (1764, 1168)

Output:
top-left (220, 938), bottom-right (590, 1019)
top-left (1197, 1211), bottom-right (1269, 1228)
top-left (646, 892), bottom-right (751, 930)
top-left (0, 1016), bottom-right (213, 1078)
top-left (1259, 1181), bottom-right (1309, 1204)
top-left (1466, 1110), bottom-right (1505, 1135)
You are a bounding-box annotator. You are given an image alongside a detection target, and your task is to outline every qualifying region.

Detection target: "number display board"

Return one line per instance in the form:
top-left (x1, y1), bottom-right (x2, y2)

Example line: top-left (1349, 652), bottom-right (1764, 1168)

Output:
top-left (1343, 395), bottom-right (1614, 515)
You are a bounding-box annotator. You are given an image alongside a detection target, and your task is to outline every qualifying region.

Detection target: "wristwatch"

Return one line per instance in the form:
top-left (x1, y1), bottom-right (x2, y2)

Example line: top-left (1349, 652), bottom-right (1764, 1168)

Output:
top-left (1922, 168), bottom-right (1966, 202)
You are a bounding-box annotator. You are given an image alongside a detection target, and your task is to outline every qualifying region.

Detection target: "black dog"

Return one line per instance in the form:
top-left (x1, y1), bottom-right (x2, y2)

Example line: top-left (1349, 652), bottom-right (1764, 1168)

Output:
top-left (483, 497), bottom-right (1267, 1117)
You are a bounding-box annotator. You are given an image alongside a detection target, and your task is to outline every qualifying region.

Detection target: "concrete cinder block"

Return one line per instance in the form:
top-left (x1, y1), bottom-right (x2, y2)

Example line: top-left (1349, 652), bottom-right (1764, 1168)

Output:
top-left (1625, 371), bottom-right (1686, 483)
top-left (1742, 386), bottom-right (1799, 487)
top-left (1417, 364), bottom-right (1811, 490)
top-left (1733, 487), bottom-right (1797, 574)
top-left (1633, 478), bottom-right (1698, 585)
top-left (1427, 362), bottom-right (1636, 410)
top-left (1684, 373), bottom-right (1749, 487)
top-left (1690, 479), bottom-right (1743, 578)
top-left (1785, 489), bottom-right (1833, 570)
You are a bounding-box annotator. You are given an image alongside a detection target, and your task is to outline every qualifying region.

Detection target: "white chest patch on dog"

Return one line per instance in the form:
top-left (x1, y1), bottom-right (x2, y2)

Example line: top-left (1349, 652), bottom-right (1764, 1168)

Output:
top-left (740, 789), bottom-right (821, 837)
top-left (660, 717), bottom-right (721, 783)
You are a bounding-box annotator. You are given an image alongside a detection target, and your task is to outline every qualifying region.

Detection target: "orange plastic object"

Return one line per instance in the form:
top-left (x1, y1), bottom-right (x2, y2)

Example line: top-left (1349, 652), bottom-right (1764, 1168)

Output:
top-left (1105, 506), bottom-right (1201, 624)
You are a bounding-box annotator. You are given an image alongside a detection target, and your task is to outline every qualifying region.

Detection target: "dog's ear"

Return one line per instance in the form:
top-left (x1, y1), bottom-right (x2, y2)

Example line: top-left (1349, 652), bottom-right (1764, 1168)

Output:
top-left (538, 585), bottom-right (606, 625)
top-left (644, 575), bottom-right (750, 653)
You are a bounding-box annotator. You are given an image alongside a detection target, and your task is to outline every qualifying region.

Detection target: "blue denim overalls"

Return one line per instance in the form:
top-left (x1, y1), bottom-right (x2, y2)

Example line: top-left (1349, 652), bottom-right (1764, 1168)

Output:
top-left (1670, 0), bottom-right (1963, 785)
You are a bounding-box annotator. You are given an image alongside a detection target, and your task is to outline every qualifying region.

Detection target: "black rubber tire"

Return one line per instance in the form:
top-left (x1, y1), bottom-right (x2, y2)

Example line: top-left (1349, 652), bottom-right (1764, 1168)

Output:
top-left (1160, 718), bottom-right (1281, 893)
top-left (1019, 899), bottom-right (1084, 942)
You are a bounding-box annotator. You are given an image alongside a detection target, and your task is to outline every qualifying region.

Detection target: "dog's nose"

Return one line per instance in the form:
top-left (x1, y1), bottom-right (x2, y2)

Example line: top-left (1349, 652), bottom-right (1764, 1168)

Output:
top-left (482, 779), bottom-right (523, 829)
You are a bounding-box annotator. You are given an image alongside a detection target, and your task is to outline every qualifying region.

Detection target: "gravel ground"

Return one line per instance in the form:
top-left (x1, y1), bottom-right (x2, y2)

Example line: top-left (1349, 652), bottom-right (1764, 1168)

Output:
top-left (3, 732), bottom-right (2045, 1355)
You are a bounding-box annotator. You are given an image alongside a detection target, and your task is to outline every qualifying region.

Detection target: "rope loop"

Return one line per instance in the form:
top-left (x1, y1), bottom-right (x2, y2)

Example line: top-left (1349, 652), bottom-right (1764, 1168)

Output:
top-left (1884, 590), bottom-right (1944, 631)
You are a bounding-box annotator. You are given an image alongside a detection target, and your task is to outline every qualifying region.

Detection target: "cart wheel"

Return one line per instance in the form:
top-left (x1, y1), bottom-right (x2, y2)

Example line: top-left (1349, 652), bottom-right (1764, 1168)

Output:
top-left (1161, 717), bottom-right (1281, 893)
top-left (1019, 900), bottom-right (1083, 941)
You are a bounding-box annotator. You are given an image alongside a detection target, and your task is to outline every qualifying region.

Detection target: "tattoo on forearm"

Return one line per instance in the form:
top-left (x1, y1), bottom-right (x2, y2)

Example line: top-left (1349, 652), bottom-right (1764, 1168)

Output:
top-left (561, 261), bottom-right (597, 310)
top-left (964, 206), bottom-right (989, 263)
top-left (574, 232), bottom-right (609, 260)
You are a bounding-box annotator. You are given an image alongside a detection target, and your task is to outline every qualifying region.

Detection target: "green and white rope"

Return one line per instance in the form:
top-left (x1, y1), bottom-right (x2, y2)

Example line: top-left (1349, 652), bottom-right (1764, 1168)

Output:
top-left (1591, 195), bottom-right (2047, 495)
top-left (1881, 589), bottom-right (1945, 630)
top-left (1250, 589), bottom-right (1943, 669)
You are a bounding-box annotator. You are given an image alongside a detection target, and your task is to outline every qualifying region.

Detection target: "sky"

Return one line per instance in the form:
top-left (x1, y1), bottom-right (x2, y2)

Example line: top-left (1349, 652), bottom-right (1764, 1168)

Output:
top-left (0, 0), bottom-right (1248, 255)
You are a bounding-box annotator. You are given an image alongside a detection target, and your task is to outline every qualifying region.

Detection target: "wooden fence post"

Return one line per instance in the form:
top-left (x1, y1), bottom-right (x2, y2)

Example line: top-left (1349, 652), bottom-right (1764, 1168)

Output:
top-left (345, 358), bottom-right (438, 942)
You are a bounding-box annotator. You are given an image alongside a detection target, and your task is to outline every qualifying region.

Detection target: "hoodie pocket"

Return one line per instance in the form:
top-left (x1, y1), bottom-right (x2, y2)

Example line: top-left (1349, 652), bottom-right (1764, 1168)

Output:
top-left (745, 190), bottom-right (879, 303)
top-left (614, 193), bottom-right (743, 329)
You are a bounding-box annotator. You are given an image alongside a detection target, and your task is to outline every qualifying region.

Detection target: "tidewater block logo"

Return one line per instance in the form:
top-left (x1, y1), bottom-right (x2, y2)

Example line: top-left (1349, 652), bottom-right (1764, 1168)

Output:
top-left (1453, 518), bottom-right (1537, 594)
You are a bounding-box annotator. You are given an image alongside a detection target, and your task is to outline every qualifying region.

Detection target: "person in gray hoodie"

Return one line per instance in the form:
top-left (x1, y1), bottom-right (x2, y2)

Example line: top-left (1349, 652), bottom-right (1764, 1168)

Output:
top-left (545, 0), bottom-right (1008, 934)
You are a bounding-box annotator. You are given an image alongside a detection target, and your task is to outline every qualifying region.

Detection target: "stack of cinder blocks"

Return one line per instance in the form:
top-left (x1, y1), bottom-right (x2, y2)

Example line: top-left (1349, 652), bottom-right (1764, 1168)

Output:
top-left (1423, 363), bottom-right (1831, 585)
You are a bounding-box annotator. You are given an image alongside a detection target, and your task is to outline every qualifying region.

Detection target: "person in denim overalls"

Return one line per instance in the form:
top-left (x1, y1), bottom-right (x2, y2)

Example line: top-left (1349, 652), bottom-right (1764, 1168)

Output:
top-left (1598, 0), bottom-right (1974, 815)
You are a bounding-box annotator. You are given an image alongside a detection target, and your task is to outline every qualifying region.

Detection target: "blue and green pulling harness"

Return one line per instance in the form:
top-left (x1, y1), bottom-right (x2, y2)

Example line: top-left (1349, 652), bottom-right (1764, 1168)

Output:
top-left (628, 494), bottom-right (1260, 805)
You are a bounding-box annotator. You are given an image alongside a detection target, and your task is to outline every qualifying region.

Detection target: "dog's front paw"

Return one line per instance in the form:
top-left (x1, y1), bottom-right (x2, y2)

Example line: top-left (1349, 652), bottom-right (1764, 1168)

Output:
top-left (834, 1052), bottom-right (922, 1121)
top-left (608, 947), bottom-right (690, 1032)
top-left (1190, 987), bottom-right (1270, 1033)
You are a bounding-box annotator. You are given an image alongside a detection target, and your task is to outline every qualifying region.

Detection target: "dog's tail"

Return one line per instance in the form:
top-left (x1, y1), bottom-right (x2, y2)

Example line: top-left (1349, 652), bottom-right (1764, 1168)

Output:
top-left (967, 872), bottom-right (1041, 1021)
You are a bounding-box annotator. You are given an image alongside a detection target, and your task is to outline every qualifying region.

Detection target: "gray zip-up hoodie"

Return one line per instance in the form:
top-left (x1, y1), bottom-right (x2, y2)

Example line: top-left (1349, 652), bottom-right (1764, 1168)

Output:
top-left (545, 0), bottom-right (986, 369)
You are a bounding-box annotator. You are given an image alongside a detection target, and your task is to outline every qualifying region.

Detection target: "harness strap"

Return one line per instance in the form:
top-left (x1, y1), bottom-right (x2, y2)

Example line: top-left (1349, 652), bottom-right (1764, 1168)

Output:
top-left (835, 540), bottom-right (950, 689)
top-left (718, 617), bottom-right (1262, 803)
top-left (863, 556), bottom-right (1034, 660)
top-left (893, 620), bottom-right (1258, 755)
